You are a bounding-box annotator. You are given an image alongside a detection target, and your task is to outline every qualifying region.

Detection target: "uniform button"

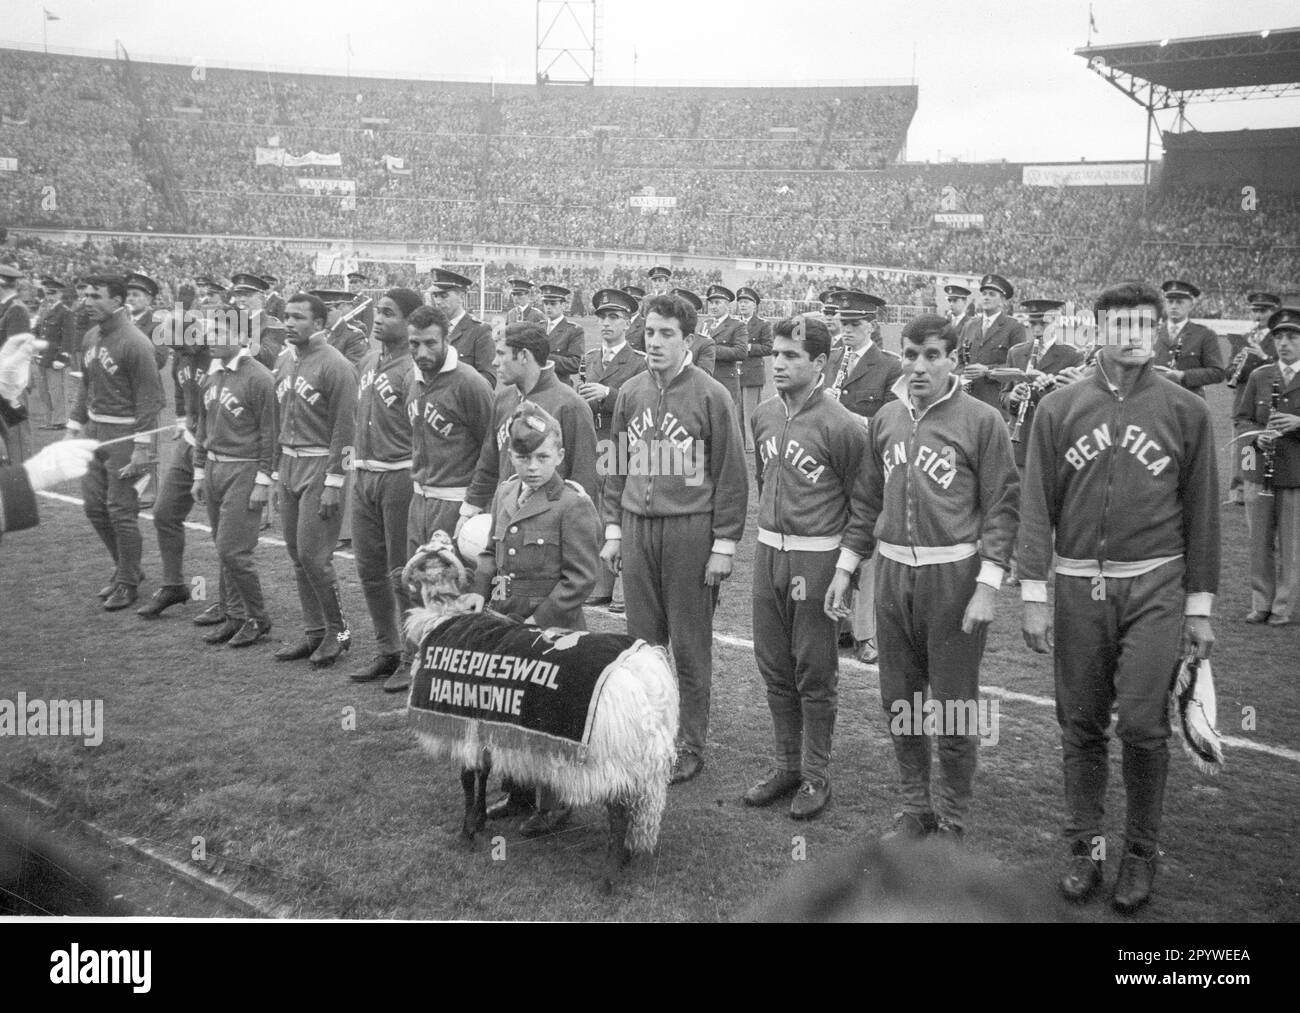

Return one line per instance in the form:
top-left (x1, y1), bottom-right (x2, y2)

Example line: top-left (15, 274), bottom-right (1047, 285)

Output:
top-left (536, 538), bottom-right (544, 544)
top-left (509, 526), bottom-right (518, 533)
top-left (508, 549), bottom-right (516, 556)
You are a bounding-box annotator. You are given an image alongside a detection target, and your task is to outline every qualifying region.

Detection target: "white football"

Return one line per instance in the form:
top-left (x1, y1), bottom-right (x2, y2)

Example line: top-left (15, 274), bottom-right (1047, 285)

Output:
top-left (456, 513), bottom-right (493, 563)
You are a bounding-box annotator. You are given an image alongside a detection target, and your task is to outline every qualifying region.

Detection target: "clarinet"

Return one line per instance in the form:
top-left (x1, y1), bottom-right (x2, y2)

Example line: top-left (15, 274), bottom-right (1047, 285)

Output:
top-left (1167, 325), bottom-right (1183, 368)
top-left (958, 331), bottom-right (973, 392)
top-left (1227, 331), bottom-right (1270, 389)
top-left (1261, 378), bottom-right (1282, 498)
top-left (829, 346), bottom-right (852, 400)
top-left (1010, 337), bottom-right (1042, 444)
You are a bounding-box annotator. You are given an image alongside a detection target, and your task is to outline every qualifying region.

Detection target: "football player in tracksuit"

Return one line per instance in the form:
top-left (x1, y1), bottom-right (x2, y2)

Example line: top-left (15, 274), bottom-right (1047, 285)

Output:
top-left (467, 403), bottom-right (601, 838)
top-left (137, 313), bottom-right (214, 621)
top-left (744, 315), bottom-right (868, 820)
top-left (67, 276), bottom-right (167, 612)
top-left (348, 288), bottom-right (424, 689)
top-left (1020, 282), bottom-right (1219, 914)
top-left (190, 312), bottom-right (278, 649)
top-left (601, 292), bottom-right (749, 785)
top-left (826, 314), bottom-right (1018, 842)
top-left (577, 287), bottom-right (646, 610)
top-left (271, 293), bottom-right (359, 669)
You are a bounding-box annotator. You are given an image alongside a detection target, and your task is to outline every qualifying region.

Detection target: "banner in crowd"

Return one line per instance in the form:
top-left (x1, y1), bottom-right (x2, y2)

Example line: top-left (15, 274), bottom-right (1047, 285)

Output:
top-left (629, 194), bottom-right (677, 209)
top-left (0, 157), bottom-right (17, 172)
top-left (297, 178), bottom-right (356, 195)
top-left (383, 154), bottom-right (412, 175)
top-left (256, 148), bottom-right (344, 168)
top-left (933, 213), bottom-right (985, 230)
top-left (1022, 163), bottom-right (1147, 187)
top-left (0, 116), bottom-right (28, 127)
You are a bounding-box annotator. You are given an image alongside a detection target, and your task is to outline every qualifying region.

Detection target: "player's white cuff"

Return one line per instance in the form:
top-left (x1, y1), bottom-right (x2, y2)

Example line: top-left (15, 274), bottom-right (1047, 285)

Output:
top-left (175, 419), bottom-right (188, 433)
top-left (1184, 592), bottom-right (1214, 617)
top-left (133, 435), bottom-right (153, 446)
top-left (836, 547), bottom-right (863, 573)
top-left (324, 473), bottom-right (345, 489)
top-left (605, 524), bottom-right (622, 541)
top-left (976, 560), bottom-right (1004, 590)
top-left (67, 420), bottom-right (83, 433)
top-left (711, 539), bottom-right (736, 556)
top-left (1020, 580), bottom-right (1049, 603)
top-left (69, 371), bottom-right (83, 378)
top-left (192, 468), bottom-right (206, 481)
top-left (459, 502), bottom-right (482, 519)
top-left (255, 471), bottom-right (271, 487)
top-left (270, 470), bottom-right (280, 483)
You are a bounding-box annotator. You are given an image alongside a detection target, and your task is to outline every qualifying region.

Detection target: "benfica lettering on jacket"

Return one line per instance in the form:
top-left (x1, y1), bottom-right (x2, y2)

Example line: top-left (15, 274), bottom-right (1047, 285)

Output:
top-left (355, 349), bottom-right (416, 466)
top-left (273, 337), bottom-right (357, 478)
top-left (752, 381), bottom-right (868, 540)
top-left (71, 307), bottom-right (165, 433)
top-left (1018, 360), bottom-right (1220, 594)
top-left (194, 352), bottom-right (277, 478)
top-left (173, 348), bottom-right (214, 426)
top-left (603, 360), bottom-right (748, 543)
top-left (407, 350), bottom-right (496, 490)
top-left (841, 376), bottom-right (1018, 567)
top-left (465, 365), bottom-right (599, 509)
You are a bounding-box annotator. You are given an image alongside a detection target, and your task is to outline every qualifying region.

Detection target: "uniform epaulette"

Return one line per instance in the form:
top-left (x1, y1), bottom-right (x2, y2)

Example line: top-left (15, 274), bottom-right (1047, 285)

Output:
top-left (631, 348), bottom-right (646, 357)
top-left (883, 348), bottom-right (901, 359)
top-left (564, 479), bottom-right (591, 499)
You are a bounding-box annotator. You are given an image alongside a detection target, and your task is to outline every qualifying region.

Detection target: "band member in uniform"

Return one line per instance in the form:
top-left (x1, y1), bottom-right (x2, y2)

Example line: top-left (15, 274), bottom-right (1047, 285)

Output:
top-left (34, 277), bottom-right (76, 431)
top-left (346, 270), bottom-right (376, 338)
top-left (745, 315), bottom-right (868, 820)
top-left (505, 279), bottom-right (545, 325)
top-left (308, 289), bottom-right (370, 368)
top-left (462, 323), bottom-right (598, 527)
top-left (826, 314), bottom-right (1018, 843)
top-left (348, 288), bottom-right (424, 686)
top-left (468, 403), bottom-right (601, 837)
top-left (1020, 281), bottom-right (1219, 914)
top-left (228, 273), bottom-right (287, 370)
top-left (1235, 306), bottom-right (1300, 627)
top-left (261, 275), bottom-right (286, 322)
top-left (704, 284), bottom-right (746, 407)
top-left (124, 272), bottom-right (169, 372)
top-left (818, 288), bottom-right (845, 346)
top-left (67, 276), bottom-right (167, 611)
top-left (1154, 280), bottom-right (1226, 399)
top-left (189, 313), bottom-right (277, 648)
top-left (601, 292), bottom-right (748, 785)
top-left (137, 302), bottom-right (214, 620)
top-left (577, 288), bottom-right (646, 609)
top-left (958, 273), bottom-right (1024, 415)
top-left (671, 288), bottom-right (716, 378)
top-left (821, 290), bottom-right (901, 664)
top-left (1225, 291), bottom-right (1279, 504)
top-left (736, 286), bottom-right (773, 454)
top-left (1003, 299), bottom-right (1083, 470)
top-left (539, 284), bottom-right (585, 387)
top-left (625, 284), bottom-right (648, 353)
top-left (944, 283), bottom-right (974, 332)
top-left (429, 268), bottom-right (496, 390)
top-left (271, 293), bottom-right (359, 668)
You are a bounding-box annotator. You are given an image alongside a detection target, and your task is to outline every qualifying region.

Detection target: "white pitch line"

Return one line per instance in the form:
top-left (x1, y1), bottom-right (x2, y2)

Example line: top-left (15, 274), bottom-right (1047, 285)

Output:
top-left (36, 492), bottom-right (1300, 765)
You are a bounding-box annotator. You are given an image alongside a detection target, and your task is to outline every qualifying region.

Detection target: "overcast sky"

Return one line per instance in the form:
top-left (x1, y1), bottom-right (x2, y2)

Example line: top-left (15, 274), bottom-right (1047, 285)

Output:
top-left (5, 0), bottom-right (1298, 161)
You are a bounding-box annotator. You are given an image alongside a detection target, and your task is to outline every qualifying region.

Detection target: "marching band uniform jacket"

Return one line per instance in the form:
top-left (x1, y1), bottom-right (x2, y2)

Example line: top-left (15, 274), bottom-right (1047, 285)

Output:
top-left (506, 305), bottom-right (546, 326)
top-left (36, 301), bottom-right (77, 368)
top-left (708, 315), bottom-right (748, 392)
top-left (837, 375), bottom-right (1019, 586)
top-left (473, 471), bottom-right (600, 630)
top-left (1000, 339), bottom-right (1083, 468)
top-left (408, 346), bottom-right (496, 493)
top-left (1154, 320), bottom-right (1226, 399)
top-left (1018, 359), bottom-right (1220, 609)
top-left (131, 307), bottom-right (169, 371)
top-left (465, 364), bottom-right (599, 510)
top-left (1235, 362), bottom-right (1300, 488)
top-left (822, 341), bottom-right (901, 421)
top-left (328, 322), bottom-right (369, 369)
top-left (544, 315), bottom-right (586, 386)
top-left (251, 312), bottom-right (288, 371)
top-left (687, 332), bottom-right (716, 378)
top-left (959, 312), bottom-right (1025, 414)
top-left (272, 337), bottom-right (358, 486)
top-left (602, 355), bottom-right (748, 554)
top-left (739, 313), bottom-right (774, 389)
top-left (580, 342), bottom-right (646, 439)
top-left (447, 312), bottom-right (497, 391)
top-left (0, 292), bottom-right (29, 346)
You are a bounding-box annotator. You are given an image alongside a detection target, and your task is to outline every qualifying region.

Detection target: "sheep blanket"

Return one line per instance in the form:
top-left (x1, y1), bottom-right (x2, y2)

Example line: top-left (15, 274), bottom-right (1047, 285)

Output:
top-left (408, 612), bottom-right (647, 763)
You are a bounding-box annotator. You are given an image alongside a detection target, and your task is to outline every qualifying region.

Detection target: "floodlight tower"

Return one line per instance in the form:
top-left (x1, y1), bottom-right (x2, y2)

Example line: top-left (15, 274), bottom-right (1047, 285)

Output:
top-left (536, 1), bottom-right (599, 86)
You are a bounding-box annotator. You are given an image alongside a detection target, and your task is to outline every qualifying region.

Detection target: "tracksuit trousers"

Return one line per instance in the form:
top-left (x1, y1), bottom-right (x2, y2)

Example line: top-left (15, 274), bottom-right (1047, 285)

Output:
top-left (280, 454), bottom-right (347, 640)
top-left (875, 554), bottom-right (985, 830)
top-left (752, 543), bottom-right (839, 785)
top-left (206, 460), bottom-right (267, 624)
top-left (81, 420), bottom-right (146, 589)
top-left (621, 510), bottom-right (715, 758)
top-left (1054, 559), bottom-right (1183, 855)
top-left (153, 443), bottom-right (194, 587)
top-left (352, 469), bottom-right (414, 656)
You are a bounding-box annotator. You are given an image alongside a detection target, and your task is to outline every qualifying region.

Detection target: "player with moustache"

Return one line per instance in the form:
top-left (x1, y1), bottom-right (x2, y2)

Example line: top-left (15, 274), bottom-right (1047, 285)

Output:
top-left (600, 292), bottom-right (748, 785)
top-left (744, 315), bottom-right (869, 820)
top-left (577, 288), bottom-right (646, 610)
top-left (1020, 282), bottom-right (1219, 914)
top-left (826, 314), bottom-right (1018, 844)
top-left (270, 293), bottom-right (359, 669)
top-left (189, 312), bottom-right (278, 648)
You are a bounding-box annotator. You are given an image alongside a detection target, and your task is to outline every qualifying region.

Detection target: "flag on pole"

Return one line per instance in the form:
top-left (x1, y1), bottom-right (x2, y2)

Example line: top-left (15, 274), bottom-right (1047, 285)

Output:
top-left (44, 8), bottom-right (60, 19)
top-left (1089, 4), bottom-right (1098, 34)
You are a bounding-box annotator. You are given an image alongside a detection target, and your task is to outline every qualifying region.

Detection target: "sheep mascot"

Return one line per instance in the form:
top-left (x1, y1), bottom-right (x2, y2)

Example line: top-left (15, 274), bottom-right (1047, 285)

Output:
top-left (401, 530), bottom-right (678, 890)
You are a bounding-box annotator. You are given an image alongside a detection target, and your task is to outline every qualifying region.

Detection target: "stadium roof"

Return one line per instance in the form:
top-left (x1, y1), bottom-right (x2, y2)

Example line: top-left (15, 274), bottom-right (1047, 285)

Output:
top-left (1076, 28), bottom-right (1300, 108)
